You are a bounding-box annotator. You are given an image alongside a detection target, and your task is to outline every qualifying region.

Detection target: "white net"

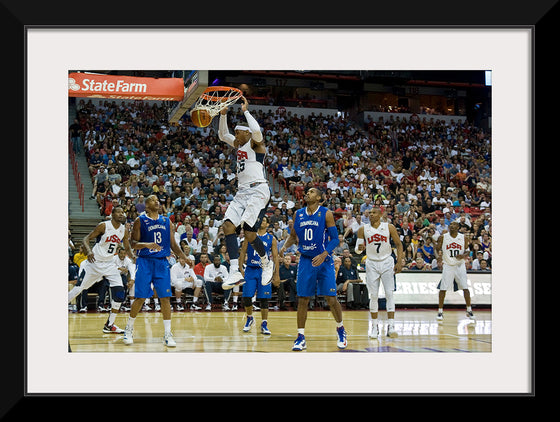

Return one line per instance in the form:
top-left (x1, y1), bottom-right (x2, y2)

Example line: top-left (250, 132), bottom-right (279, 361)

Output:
top-left (190, 86), bottom-right (243, 117)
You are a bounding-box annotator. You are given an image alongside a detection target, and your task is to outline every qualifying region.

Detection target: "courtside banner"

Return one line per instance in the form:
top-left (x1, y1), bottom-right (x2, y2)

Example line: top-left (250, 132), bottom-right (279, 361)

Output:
top-left (68, 72), bottom-right (185, 101)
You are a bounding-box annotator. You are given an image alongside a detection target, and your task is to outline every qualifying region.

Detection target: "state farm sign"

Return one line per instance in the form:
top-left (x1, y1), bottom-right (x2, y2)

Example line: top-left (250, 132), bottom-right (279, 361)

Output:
top-left (68, 72), bottom-right (185, 101)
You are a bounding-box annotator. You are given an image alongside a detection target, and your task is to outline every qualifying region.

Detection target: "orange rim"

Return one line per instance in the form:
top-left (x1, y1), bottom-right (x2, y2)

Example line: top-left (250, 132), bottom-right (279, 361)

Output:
top-left (200, 86), bottom-right (243, 101)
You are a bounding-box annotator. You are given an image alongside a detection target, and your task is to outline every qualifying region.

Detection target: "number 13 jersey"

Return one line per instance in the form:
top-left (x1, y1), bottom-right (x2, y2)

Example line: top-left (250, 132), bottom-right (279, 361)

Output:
top-left (137, 213), bottom-right (171, 258)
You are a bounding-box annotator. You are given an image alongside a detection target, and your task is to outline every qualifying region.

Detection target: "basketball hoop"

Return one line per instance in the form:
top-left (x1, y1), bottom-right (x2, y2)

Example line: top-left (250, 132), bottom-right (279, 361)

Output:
top-left (190, 86), bottom-right (244, 117)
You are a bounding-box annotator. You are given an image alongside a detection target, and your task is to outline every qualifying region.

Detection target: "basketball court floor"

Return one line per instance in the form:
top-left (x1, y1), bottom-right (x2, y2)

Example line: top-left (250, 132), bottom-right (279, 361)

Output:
top-left (68, 307), bottom-right (492, 353)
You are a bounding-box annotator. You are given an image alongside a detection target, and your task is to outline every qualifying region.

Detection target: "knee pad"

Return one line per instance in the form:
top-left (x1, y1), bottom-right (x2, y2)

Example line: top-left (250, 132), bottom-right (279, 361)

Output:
top-left (110, 286), bottom-right (125, 302)
top-left (243, 297), bottom-right (253, 308)
top-left (369, 293), bottom-right (379, 313)
top-left (259, 298), bottom-right (269, 309)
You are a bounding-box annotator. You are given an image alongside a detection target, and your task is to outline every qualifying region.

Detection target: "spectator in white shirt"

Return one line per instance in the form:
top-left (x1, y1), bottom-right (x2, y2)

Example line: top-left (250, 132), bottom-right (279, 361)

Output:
top-left (278, 194), bottom-right (295, 210)
top-left (203, 255), bottom-right (231, 311)
top-left (170, 255), bottom-right (202, 310)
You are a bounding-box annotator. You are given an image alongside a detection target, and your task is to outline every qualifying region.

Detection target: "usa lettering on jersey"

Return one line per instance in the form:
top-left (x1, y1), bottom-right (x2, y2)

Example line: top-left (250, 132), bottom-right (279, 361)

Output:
top-left (446, 242), bottom-right (462, 250)
top-left (105, 234), bottom-right (122, 244)
top-left (366, 233), bottom-right (388, 243)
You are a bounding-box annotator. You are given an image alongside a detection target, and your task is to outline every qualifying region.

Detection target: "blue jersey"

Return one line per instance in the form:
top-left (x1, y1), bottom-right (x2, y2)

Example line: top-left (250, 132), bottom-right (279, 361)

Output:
top-left (293, 205), bottom-right (329, 258)
top-left (137, 213), bottom-right (171, 259)
top-left (246, 232), bottom-right (274, 267)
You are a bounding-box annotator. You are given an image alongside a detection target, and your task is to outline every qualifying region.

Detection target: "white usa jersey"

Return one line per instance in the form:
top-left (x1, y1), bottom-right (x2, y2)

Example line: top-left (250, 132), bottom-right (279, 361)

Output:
top-left (235, 141), bottom-right (267, 188)
top-left (441, 232), bottom-right (465, 266)
top-left (364, 222), bottom-right (392, 261)
top-left (92, 221), bottom-right (125, 262)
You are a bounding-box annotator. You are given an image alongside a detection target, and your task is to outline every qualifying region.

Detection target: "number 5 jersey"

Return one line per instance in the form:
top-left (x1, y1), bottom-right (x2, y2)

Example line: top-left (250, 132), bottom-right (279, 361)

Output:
top-left (92, 220), bottom-right (126, 261)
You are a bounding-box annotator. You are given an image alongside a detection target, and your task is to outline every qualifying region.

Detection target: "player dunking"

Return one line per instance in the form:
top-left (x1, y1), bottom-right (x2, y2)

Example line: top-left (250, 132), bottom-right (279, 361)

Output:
top-left (354, 207), bottom-right (403, 338)
top-left (123, 194), bottom-right (191, 347)
top-left (279, 187), bottom-right (347, 351)
top-left (218, 96), bottom-right (274, 290)
top-left (68, 206), bottom-right (134, 334)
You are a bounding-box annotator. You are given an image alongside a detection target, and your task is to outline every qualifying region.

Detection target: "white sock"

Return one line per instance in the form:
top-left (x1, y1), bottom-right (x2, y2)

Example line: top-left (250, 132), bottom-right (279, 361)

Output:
top-left (297, 328), bottom-right (305, 335)
top-left (163, 319), bottom-right (171, 334)
top-left (466, 306), bottom-right (472, 312)
top-left (108, 312), bottom-right (117, 326)
top-left (337, 321), bottom-right (344, 328)
top-left (126, 316), bottom-right (136, 329)
top-left (388, 318), bottom-right (394, 328)
top-left (438, 308), bottom-right (443, 313)
top-left (230, 259), bottom-right (239, 274)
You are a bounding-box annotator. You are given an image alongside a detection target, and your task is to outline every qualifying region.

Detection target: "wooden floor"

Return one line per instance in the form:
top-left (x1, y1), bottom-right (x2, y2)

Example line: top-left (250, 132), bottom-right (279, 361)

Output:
top-left (68, 307), bottom-right (492, 353)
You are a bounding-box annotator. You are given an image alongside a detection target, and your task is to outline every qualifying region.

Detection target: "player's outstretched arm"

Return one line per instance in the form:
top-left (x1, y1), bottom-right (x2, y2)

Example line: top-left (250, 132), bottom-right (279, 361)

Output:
top-left (241, 97), bottom-right (263, 143)
top-left (218, 107), bottom-right (236, 147)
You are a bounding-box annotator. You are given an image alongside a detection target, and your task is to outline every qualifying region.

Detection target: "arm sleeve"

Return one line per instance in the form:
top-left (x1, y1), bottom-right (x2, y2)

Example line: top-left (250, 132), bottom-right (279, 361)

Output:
top-left (354, 238), bottom-right (365, 254)
top-left (244, 111), bottom-right (263, 143)
top-left (218, 114), bottom-right (236, 147)
top-left (325, 225), bottom-right (340, 255)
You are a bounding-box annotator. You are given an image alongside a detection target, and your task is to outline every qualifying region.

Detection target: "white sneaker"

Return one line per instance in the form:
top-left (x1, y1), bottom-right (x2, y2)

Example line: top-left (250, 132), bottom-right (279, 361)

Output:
top-left (175, 304), bottom-right (184, 311)
top-left (436, 312), bottom-right (443, 321)
top-left (368, 322), bottom-right (379, 339)
top-left (191, 303), bottom-right (202, 310)
top-left (205, 304), bottom-right (212, 311)
top-left (243, 316), bottom-right (254, 332)
top-left (123, 326), bottom-right (133, 345)
top-left (163, 332), bottom-right (176, 347)
top-left (222, 303), bottom-right (231, 311)
top-left (387, 325), bottom-right (398, 338)
top-left (260, 255), bottom-right (274, 286)
top-left (222, 271), bottom-right (245, 290)
top-left (154, 304), bottom-right (161, 312)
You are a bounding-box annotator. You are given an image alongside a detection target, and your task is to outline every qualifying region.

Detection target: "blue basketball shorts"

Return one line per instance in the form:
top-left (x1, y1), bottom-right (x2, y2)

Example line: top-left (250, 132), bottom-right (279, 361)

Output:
top-left (242, 265), bottom-right (272, 299)
top-left (134, 257), bottom-right (172, 299)
top-left (296, 254), bottom-right (337, 297)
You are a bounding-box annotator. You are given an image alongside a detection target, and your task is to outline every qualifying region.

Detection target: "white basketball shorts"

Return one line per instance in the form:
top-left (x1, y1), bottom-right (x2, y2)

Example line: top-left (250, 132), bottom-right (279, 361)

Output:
top-left (364, 256), bottom-right (395, 295)
top-left (439, 262), bottom-right (468, 291)
top-left (78, 259), bottom-right (124, 290)
top-left (224, 182), bottom-right (270, 230)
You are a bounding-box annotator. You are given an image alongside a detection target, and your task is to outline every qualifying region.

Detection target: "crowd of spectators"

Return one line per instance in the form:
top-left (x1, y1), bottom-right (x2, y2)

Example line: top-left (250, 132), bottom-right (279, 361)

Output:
top-left (70, 96), bottom-right (492, 286)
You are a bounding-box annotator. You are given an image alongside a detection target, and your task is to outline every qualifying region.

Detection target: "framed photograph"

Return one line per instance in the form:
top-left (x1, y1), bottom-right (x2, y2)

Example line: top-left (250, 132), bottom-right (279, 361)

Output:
top-left (15, 0), bottom-right (547, 409)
